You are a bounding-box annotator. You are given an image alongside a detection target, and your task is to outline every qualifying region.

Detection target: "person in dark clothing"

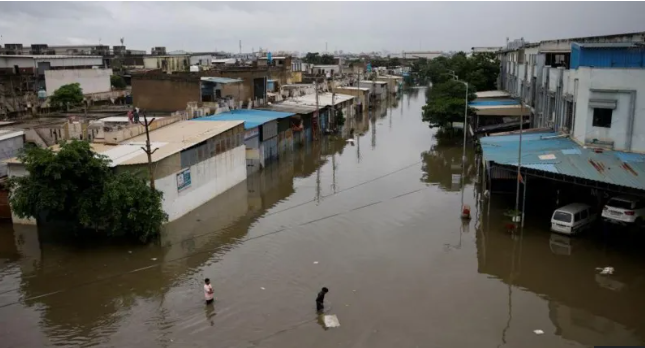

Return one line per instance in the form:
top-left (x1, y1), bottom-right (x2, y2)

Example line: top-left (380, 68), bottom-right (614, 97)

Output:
top-left (316, 287), bottom-right (329, 312)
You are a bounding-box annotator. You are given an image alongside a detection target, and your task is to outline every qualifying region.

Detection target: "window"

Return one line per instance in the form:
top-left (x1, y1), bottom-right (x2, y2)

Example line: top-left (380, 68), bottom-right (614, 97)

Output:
top-left (580, 210), bottom-right (588, 220)
top-left (574, 212), bottom-right (582, 222)
top-left (553, 212), bottom-right (572, 223)
top-left (592, 108), bottom-right (613, 128)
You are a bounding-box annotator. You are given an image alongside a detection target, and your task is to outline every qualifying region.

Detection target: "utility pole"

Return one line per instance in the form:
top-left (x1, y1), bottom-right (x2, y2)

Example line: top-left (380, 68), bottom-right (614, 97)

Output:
top-left (514, 89), bottom-right (524, 227)
top-left (331, 73), bottom-right (336, 132)
top-left (314, 76), bottom-right (320, 139)
top-left (139, 112), bottom-right (158, 190)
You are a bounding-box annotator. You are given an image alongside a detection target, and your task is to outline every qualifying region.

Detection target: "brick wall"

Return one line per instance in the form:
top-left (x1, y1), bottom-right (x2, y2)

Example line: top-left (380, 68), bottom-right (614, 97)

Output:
top-left (132, 78), bottom-right (200, 112)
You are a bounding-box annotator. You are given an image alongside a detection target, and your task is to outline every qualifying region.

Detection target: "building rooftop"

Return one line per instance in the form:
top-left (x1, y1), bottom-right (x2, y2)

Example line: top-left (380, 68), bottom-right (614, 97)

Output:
top-left (573, 42), bottom-right (645, 49)
top-left (200, 77), bottom-right (243, 84)
top-left (475, 90), bottom-right (511, 99)
top-left (93, 116), bottom-right (166, 124)
top-left (282, 93), bottom-right (355, 108)
top-left (469, 100), bottom-right (519, 107)
top-left (196, 109), bottom-right (295, 129)
top-left (0, 129), bottom-right (24, 142)
top-left (358, 80), bottom-right (388, 85)
top-left (481, 131), bottom-right (645, 191)
top-left (261, 104), bottom-right (318, 115)
top-left (121, 120), bottom-right (244, 165)
top-left (335, 86), bottom-right (370, 91)
top-left (0, 55), bottom-right (103, 59)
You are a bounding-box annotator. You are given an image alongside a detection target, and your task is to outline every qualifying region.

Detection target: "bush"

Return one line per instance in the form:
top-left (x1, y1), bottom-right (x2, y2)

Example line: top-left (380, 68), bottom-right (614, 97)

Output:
top-left (110, 75), bottom-right (127, 89)
top-left (9, 141), bottom-right (167, 242)
top-left (49, 83), bottom-right (84, 110)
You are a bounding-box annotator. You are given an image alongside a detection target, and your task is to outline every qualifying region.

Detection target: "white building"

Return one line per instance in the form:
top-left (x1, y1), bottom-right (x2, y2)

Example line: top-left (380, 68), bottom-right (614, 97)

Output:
top-left (498, 31), bottom-right (645, 153)
top-left (7, 120), bottom-right (248, 225)
top-left (311, 65), bottom-right (341, 78)
top-left (45, 68), bottom-right (113, 96)
top-left (358, 80), bottom-right (388, 99)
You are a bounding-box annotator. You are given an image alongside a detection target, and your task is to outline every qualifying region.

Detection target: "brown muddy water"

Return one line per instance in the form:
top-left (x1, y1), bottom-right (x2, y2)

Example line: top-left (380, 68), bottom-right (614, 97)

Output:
top-left (1, 88), bottom-right (645, 348)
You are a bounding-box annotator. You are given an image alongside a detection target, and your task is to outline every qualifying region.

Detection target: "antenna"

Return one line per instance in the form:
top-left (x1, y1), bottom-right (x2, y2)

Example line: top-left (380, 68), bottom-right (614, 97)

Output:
top-left (120, 37), bottom-right (124, 46)
top-left (239, 40), bottom-right (242, 54)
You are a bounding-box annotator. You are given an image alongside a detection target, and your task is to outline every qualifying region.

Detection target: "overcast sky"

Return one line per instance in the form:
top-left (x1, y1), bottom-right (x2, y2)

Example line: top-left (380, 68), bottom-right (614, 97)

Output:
top-left (1, 2), bottom-right (644, 54)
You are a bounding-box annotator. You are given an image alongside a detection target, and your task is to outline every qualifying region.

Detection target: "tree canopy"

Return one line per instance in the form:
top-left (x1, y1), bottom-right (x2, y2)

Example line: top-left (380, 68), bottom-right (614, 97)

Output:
top-left (303, 52), bottom-right (335, 65)
top-left (8, 141), bottom-right (168, 242)
top-left (422, 80), bottom-right (476, 129)
top-left (110, 75), bottom-right (127, 89)
top-left (49, 83), bottom-right (84, 110)
top-left (416, 52), bottom-right (499, 129)
top-left (411, 52), bottom-right (500, 91)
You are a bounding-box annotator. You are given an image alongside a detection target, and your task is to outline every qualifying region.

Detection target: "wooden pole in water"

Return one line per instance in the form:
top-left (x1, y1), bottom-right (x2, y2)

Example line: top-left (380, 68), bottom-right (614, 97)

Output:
top-left (514, 89), bottom-right (524, 227)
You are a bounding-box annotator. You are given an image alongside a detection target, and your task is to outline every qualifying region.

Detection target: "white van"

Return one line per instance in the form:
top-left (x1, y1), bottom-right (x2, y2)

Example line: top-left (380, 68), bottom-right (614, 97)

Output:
top-left (550, 203), bottom-right (596, 235)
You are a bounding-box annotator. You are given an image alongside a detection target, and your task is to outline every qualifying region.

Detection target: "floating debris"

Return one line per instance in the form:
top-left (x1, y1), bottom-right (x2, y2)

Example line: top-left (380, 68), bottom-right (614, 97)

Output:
top-left (533, 329), bottom-right (544, 335)
top-left (324, 314), bottom-right (340, 328)
top-left (313, 261), bottom-right (319, 264)
top-left (260, 287), bottom-right (265, 290)
top-left (151, 258), bottom-right (157, 261)
top-left (596, 267), bottom-right (614, 275)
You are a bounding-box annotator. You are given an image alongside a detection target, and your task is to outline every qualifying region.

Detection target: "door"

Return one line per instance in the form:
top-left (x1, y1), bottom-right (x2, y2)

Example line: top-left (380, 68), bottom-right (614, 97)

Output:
top-left (254, 78), bottom-right (266, 100)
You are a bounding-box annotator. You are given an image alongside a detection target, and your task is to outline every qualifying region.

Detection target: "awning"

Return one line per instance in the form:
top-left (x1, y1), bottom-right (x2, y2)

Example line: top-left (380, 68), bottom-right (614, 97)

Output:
top-left (200, 77), bottom-right (243, 84)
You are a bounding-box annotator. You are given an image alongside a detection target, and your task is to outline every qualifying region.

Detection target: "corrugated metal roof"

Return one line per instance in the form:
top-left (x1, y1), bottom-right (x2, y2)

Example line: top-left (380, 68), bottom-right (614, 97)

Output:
top-left (571, 42), bottom-right (645, 69)
top-left (573, 42), bottom-right (645, 48)
top-left (481, 131), bottom-right (645, 191)
top-left (200, 77), bottom-right (243, 84)
top-left (261, 104), bottom-right (317, 115)
top-left (196, 109), bottom-right (295, 129)
top-left (470, 100), bottom-right (519, 107)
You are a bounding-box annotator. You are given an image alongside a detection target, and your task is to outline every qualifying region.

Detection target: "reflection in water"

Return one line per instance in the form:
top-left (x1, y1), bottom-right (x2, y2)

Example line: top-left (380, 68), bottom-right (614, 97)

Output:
top-left (2, 89), bottom-right (645, 347)
top-left (477, 195), bottom-right (645, 347)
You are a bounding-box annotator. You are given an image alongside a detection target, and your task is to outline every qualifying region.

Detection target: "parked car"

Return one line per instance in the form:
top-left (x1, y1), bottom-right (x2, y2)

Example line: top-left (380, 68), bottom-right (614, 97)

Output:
top-left (550, 203), bottom-right (597, 235)
top-left (601, 196), bottom-right (645, 226)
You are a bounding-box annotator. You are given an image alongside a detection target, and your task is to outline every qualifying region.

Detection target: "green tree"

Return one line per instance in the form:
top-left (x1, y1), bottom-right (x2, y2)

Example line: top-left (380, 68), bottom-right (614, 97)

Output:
top-left (49, 83), bottom-right (84, 110)
top-left (422, 80), bottom-right (476, 129)
top-left (303, 52), bottom-right (321, 64)
top-left (8, 141), bottom-right (167, 242)
top-left (110, 75), bottom-right (127, 89)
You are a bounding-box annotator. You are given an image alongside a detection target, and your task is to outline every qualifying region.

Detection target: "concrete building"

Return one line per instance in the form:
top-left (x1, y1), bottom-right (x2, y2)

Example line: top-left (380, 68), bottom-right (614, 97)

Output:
top-left (0, 55), bottom-right (106, 117)
top-left (6, 120), bottom-right (247, 225)
top-left (0, 130), bottom-right (24, 177)
top-left (333, 86), bottom-right (370, 113)
top-left (471, 46), bottom-right (503, 54)
top-left (402, 51), bottom-right (443, 60)
top-left (498, 32), bottom-right (645, 153)
top-left (143, 55), bottom-right (189, 73)
top-left (282, 92), bottom-right (356, 132)
top-left (483, 31), bottom-right (645, 197)
top-left (196, 109), bottom-right (297, 173)
top-left (44, 68), bottom-right (113, 96)
top-left (310, 65), bottom-right (341, 78)
top-left (358, 80), bottom-right (388, 100)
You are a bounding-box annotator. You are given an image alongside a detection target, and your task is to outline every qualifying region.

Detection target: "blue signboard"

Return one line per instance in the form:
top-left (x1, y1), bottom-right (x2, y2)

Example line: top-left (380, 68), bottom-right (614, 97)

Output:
top-left (267, 52), bottom-right (273, 64)
top-left (176, 168), bottom-right (191, 191)
top-left (366, 63), bottom-right (372, 73)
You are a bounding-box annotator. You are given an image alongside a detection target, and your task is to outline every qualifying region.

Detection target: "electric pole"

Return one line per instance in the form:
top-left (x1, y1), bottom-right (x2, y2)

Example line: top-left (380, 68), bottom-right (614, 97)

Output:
top-left (139, 112), bottom-right (158, 190)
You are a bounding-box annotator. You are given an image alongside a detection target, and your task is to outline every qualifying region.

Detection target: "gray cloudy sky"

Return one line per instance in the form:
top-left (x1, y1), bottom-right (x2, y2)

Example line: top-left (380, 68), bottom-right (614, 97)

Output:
top-left (1, 1), bottom-right (644, 53)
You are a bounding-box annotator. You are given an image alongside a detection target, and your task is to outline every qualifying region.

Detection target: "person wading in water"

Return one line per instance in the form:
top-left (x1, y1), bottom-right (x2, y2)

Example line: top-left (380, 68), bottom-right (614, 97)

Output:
top-left (316, 287), bottom-right (329, 313)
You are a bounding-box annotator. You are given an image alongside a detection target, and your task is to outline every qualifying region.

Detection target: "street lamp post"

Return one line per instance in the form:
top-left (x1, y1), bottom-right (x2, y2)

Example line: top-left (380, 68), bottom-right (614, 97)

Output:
top-left (447, 70), bottom-right (470, 219)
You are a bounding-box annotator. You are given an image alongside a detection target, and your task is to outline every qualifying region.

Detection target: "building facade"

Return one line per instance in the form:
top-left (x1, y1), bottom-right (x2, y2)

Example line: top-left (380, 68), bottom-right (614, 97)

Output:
top-left (498, 32), bottom-right (645, 153)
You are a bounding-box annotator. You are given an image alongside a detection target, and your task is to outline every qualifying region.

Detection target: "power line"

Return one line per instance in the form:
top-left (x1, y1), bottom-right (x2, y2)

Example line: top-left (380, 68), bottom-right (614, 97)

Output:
top-left (0, 159), bottom-right (423, 305)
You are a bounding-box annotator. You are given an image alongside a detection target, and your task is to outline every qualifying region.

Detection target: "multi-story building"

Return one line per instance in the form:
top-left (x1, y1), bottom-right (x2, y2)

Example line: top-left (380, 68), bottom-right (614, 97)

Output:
top-left (498, 31), bottom-right (645, 153)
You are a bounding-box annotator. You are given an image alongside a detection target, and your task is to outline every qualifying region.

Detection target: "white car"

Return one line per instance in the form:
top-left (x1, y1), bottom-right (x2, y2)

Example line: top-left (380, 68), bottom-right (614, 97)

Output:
top-left (601, 196), bottom-right (645, 226)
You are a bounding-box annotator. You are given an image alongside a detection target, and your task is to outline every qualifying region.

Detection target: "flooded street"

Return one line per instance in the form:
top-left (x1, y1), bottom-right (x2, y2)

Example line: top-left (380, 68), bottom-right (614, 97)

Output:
top-left (2, 88), bottom-right (645, 348)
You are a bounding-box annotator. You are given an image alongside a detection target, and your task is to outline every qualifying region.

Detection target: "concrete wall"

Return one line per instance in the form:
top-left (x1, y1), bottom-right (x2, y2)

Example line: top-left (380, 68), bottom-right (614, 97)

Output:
top-left (570, 67), bottom-right (645, 152)
top-left (101, 114), bottom-right (183, 144)
top-left (189, 55), bottom-right (213, 67)
top-left (143, 56), bottom-right (189, 73)
top-left (0, 134), bottom-right (24, 176)
top-left (132, 77), bottom-right (200, 112)
top-left (45, 69), bottom-right (112, 96)
top-left (0, 56), bottom-right (103, 70)
top-left (155, 145), bottom-right (246, 222)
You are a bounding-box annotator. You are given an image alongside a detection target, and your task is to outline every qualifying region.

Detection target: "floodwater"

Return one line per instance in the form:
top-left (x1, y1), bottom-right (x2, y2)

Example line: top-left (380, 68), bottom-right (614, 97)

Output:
top-left (2, 88), bottom-right (645, 348)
